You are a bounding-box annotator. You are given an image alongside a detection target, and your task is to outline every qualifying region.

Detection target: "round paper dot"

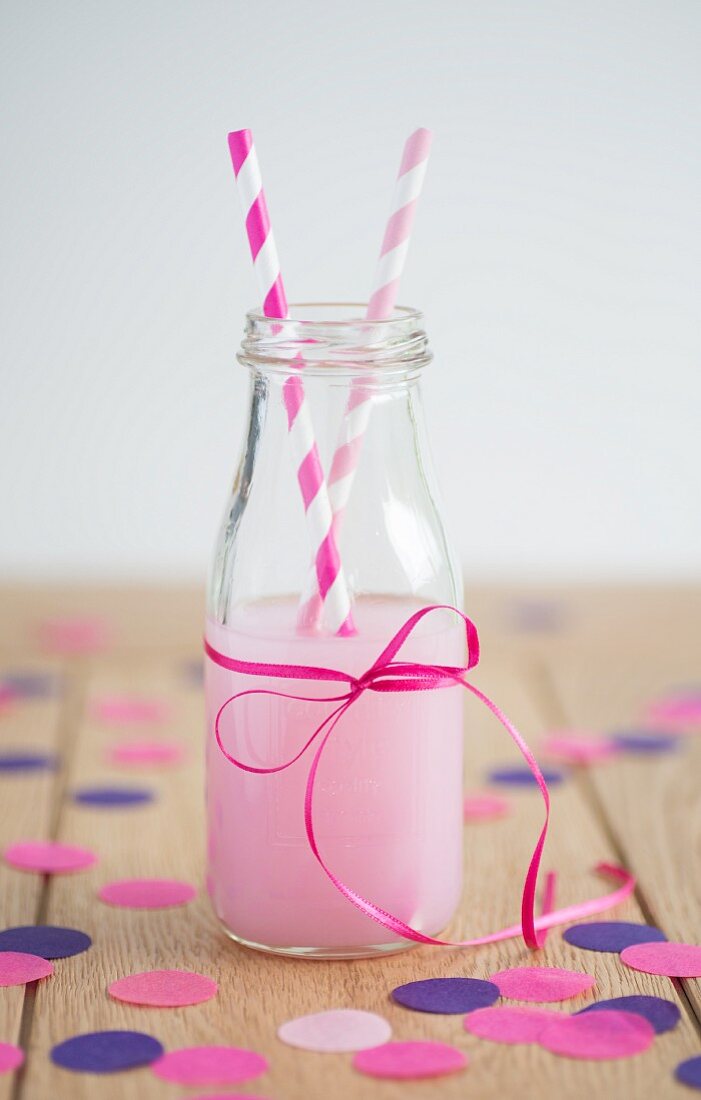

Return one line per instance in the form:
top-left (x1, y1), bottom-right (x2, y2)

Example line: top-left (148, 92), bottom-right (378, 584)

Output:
top-left (0, 751), bottom-right (59, 773)
top-left (151, 1046), bottom-right (269, 1086)
top-left (0, 925), bottom-right (92, 959)
top-left (92, 696), bottom-right (169, 725)
top-left (0, 951), bottom-right (54, 986)
top-left (539, 1009), bottom-right (654, 1060)
top-left (98, 878), bottom-right (196, 909)
top-left (563, 920), bottom-right (666, 953)
top-left (109, 969), bottom-right (217, 1008)
top-left (0, 1043), bottom-right (24, 1074)
top-left (490, 966), bottom-right (595, 1002)
top-left (278, 1009), bottom-right (391, 1052)
top-left (0, 672), bottom-right (60, 698)
top-left (487, 766), bottom-right (565, 787)
top-left (39, 617), bottom-right (109, 654)
top-left (51, 1030), bottom-right (164, 1073)
top-left (72, 785), bottom-right (154, 808)
top-left (463, 1005), bottom-right (561, 1044)
top-left (611, 730), bottom-right (679, 753)
top-left (576, 995), bottom-right (680, 1034)
top-left (463, 793), bottom-right (510, 821)
top-left (107, 740), bottom-right (183, 766)
top-left (353, 1041), bottom-right (467, 1080)
top-left (4, 841), bottom-right (97, 874)
top-left (648, 694), bottom-right (701, 725)
top-left (621, 941), bottom-right (701, 977)
top-left (676, 1055), bottom-right (701, 1090)
top-left (391, 977), bottom-right (500, 1014)
top-left (541, 733), bottom-right (617, 765)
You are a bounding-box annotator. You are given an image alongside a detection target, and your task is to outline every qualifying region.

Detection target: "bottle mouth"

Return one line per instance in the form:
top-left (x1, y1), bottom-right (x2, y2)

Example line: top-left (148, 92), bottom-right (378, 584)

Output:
top-left (238, 302), bottom-right (431, 378)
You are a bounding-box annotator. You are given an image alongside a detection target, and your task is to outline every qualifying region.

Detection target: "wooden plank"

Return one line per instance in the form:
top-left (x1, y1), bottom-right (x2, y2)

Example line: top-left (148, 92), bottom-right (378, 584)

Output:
top-left (18, 644), bottom-right (699, 1099)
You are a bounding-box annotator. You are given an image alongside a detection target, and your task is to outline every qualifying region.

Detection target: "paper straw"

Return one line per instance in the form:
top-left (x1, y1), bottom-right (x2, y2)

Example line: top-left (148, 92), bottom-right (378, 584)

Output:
top-left (297, 128), bottom-right (433, 630)
top-left (228, 130), bottom-right (355, 636)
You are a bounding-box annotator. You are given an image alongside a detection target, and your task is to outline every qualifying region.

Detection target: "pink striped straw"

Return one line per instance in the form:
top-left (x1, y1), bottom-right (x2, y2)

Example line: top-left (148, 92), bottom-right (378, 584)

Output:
top-left (228, 130), bottom-right (355, 636)
top-left (298, 128), bottom-right (433, 630)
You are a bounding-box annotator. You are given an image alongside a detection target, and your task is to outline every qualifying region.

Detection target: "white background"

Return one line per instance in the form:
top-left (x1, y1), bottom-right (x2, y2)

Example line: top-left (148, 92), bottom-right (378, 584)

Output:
top-left (1, 0), bottom-right (699, 581)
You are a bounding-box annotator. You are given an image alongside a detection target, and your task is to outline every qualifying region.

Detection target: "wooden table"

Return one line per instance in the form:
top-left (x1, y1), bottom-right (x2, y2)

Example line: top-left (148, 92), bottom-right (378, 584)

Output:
top-left (0, 583), bottom-right (699, 1099)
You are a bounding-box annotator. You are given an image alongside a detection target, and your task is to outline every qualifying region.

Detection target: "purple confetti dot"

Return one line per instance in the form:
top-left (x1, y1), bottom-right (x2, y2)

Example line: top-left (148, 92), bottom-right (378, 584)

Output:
top-left (0, 751), bottom-right (59, 773)
top-left (576, 995), bottom-right (680, 1035)
top-left (564, 921), bottom-right (667, 953)
top-left (72, 786), bottom-right (154, 807)
top-left (391, 977), bottom-right (500, 1015)
top-left (487, 766), bottom-right (565, 787)
top-left (0, 926), bottom-right (91, 959)
top-left (610, 730), bottom-right (679, 753)
top-left (0, 672), bottom-right (61, 698)
top-left (51, 1030), bottom-right (164, 1073)
top-left (676, 1055), bottom-right (701, 1090)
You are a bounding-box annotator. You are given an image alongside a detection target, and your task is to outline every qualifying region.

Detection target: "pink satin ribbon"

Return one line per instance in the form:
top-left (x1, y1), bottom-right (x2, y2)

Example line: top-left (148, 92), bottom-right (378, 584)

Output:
top-left (206, 605), bottom-right (634, 950)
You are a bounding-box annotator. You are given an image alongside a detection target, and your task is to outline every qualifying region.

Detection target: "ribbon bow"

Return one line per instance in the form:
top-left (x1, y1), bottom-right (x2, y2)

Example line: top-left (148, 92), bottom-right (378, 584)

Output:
top-left (205, 604), bottom-right (633, 949)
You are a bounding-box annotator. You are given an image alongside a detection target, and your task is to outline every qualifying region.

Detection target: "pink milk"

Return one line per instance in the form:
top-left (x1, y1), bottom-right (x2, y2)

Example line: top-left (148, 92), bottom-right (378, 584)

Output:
top-left (205, 596), bottom-right (465, 956)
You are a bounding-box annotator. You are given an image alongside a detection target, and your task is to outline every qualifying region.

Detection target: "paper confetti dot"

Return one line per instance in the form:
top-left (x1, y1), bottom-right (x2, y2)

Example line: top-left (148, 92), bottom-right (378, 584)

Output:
top-left (0, 951), bottom-right (54, 986)
top-left (576, 995), bottom-right (681, 1035)
top-left (4, 841), bottom-right (97, 874)
top-left (463, 793), bottom-right (510, 821)
top-left (648, 693), bottom-right (701, 725)
top-left (563, 920), bottom-right (667, 953)
top-left (98, 878), bottom-right (196, 909)
top-left (463, 1005), bottom-right (561, 1044)
top-left (675, 1055), bottom-right (701, 1090)
top-left (51, 1030), bottom-right (164, 1073)
top-left (152, 1046), bottom-right (268, 1086)
top-left (278, 1009), bottom-right (392, 1052)
top-left (0, 925), bottom-right (92, 959)
top-left (0, 672), bottom-right (60, 698)
top-left (0, 751), bottom-right (59, 773)
top-left (611, 730), bottom-right (679, 753)
top-left (0, 1043), bottom-right (24, 1074)
top-left (487, 766), bottom-right (565, 787)
top-left (109, 969), bottom-right (217, 1008)
top-left (621, 941), bottom-right (701, 977)
top-left (72, 785), bottom-right (154, 808)
top-left (490, 966), bottom-right (595, 1002)
top-left (539, 1009), bottom-right (654, 1060)
top-left (92, 696), bottom-right (169, 725)
top-left (391, 977), bottom-right (500, 1015)
top-left (39, 617), bottom-right (109, 654)
top-left (107, 740), bottom-right (183, 766)
top-left (541, 733), bottom-right (617, 765)
top-left (353, 1041), bottom-right (468, 1080)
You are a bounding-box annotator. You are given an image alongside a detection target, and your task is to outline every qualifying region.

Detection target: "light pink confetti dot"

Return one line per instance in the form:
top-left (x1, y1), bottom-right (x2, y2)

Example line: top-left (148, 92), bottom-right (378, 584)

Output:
top-left (490, 966), bottom-right (596, 1002)
top-left (107, 740), bottom-right (183, 766)
top-left (0, 1043), bottom-right (24, 1075)
top-left (541, 732), bottom-right (618, 765)
top-left (91, 696), bottom-right (170, 725)
top-left (109, 969), bottom-right (217, 1008)
top-left (4, 840), bottom-right (97, 874)
top-left (463, 793), bottom-right (511, 821)
top-left (152, 1046), bottom-right (268, 1086)
top-left (278, 1009), bottom-right (391, 1053)
top-left (621, 941), bottom-right (701, 978)
top-left (464, 1005), bottom-right (561, 1044)
top-left (98, 878), bottom-right (196, 909)
top-left (540, 1009), bottom-right (654, 1059)
top-left (0, 952), bottom-right (54, 987)
top-left (352, 1041), bottom-right (468, 1080)
top-left (39, 617), bottom-right (109, 654)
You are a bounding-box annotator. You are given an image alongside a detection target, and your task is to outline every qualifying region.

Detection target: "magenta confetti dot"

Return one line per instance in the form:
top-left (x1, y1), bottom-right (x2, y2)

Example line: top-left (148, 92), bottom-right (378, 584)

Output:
top-left (0, 925), bottom-right (91, 959)
top-left (621, 941), bottom-right (701, 978)
top-left (487, 765), bottom-right (565, 787)
top-left (541, 733), bottom-right (617, 765)
top-left (463, 1005), bottom-right (561, 1044)
top-left (0, 1043), bottom-right (24, 1075)
top-left (98, 878), bottom-right (196, 909)
top-left (563, 920), bottom-right (666, 953)
top-left (4, 840), bottom-right (97, 874)
top-left (152, 1046), bottom-right (268, 1086)
top-left (676, 1055), bottom-right (701, 1090)
top-left (107, 740), bottom-right (183, 766)
top-left (92, 696), bottom-right (169, 725)
top-left (391, 976), bottom-right (499, 1014)
top-left (0, 750), bottom-right (59, 773)
top-left (51, 1030), bottom-right (164, 1073)
top-left (576, 995), bottom-right (680, 1034)
top-left (490, 966), bottom-right (595, 1002)
top-left (539, 1009), bottom-right (654, 1060)
top-left (648, 692), bottom-right (701, 725)
top-left (353, 1041), bottom-right (467, 1080)
top-left (72, 785), bottom-right (154, 808)
top-left (278, 1009), bottom-right (392, 1052)
top-left (0, 951), bottom-right (54, 986)
top-left (463, 793), bottom-right (510, 821)
top-left (109, 969), bottom-right (217, 1008)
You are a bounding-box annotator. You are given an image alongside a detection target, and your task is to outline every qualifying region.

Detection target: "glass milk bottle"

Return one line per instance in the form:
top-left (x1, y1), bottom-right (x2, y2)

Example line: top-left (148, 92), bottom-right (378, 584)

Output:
top-left (206, 304), bottom-right (465, 958)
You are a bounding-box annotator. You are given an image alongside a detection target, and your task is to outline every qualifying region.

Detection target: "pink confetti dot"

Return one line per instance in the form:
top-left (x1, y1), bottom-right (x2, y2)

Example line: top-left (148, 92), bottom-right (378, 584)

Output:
top-left (151, 1046), bottom-right (268, 1086)
top-left (541, 732), bottom-right (618, 765)
top-left (106, 740), bottom-right (183, 766)
top-left (463, 793), bottom-right (510, 821)
top-left (540, 1009), bottom-right (654, 1060)
top-left (98, 878), bottom-right (196, 909)
top-left (490, 966), bottom-right (596, 1002)
top-left (278, 1009), bottom-right (391, 1053)
top-left (4, 841), bottom-right (97, 874)
top-left (621, 941), bottom-right (701, 978)
top-left (0, 1043), bottom-right (24, 1075)
top-left (647, 696), bottom-right (701, 725)
top-left (39, 617), bottom-right (109, 654)
top-left (109, 970), bottom-right (217, 1008)
top-left (352, 1041), bottom-right (468, 1080)
top-left (92, 696), bottom-right (170, 725)
top-left (464, 1005), bottom-right (562, 1044)
top-left (0, 952), bottom-right (54, 987)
